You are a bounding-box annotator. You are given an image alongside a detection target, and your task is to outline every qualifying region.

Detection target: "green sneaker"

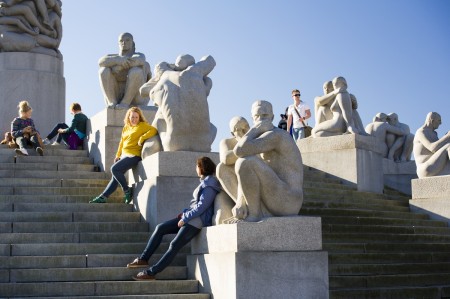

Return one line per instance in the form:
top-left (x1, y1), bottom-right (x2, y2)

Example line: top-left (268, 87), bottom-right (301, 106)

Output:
top-left (89, 195), bottom-right (107, 203)
top-left (124, 188), bottom-right (133, 204)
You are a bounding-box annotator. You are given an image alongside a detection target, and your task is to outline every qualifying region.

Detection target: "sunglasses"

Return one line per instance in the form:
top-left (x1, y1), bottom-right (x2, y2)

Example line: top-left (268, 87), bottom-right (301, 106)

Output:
top-left (293, 94), bottom-right (301, 97)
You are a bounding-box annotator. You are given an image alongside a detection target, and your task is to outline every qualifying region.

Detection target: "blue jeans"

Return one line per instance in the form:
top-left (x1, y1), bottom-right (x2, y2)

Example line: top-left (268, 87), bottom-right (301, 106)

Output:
top-left (101, 155), bottom-right (141, 197)
top-left (140, 218), bottom-right (201, 275)
top-left (292, 127), bottom-right (305, 141)
top-left (46, 123), bottom-right (69, 143)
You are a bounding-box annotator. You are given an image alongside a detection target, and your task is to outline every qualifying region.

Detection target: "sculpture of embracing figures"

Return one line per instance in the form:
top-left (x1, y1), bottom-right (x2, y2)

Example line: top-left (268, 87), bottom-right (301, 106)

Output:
top-left (140, 54), bottom-right (217, 154)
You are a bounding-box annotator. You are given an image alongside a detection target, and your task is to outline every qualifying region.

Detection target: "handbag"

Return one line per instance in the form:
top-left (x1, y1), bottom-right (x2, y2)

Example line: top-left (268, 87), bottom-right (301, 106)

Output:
top-left (293, 106), bottom-right (312, 138)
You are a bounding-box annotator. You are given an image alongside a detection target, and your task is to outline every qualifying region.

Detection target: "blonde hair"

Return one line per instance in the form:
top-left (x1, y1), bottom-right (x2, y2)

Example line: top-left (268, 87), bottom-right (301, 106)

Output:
top-left (124, 106), bottom-right (147, 126)
top-left (18, 100), bottom-right (32, 116)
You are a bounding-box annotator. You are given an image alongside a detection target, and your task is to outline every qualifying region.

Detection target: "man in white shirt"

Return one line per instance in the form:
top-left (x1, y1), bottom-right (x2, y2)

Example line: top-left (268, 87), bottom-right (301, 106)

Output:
top-left (286, 89), bottom-right (311, 141)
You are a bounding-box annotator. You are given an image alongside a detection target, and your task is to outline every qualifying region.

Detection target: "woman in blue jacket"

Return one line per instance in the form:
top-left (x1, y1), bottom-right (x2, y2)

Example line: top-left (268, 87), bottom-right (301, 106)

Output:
top-left (127, 156), bottom-right (221, 280)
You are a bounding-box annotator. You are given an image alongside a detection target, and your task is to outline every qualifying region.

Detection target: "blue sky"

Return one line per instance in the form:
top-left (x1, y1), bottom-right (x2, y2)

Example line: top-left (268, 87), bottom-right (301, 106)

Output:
top-left (60, 1), bottom-right (450, 152)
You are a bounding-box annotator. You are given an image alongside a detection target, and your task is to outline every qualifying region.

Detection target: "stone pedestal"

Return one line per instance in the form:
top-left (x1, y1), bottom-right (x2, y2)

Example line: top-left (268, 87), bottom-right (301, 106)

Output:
top-left (298, 134), bottom-right (385, 193)
top-left (383, 159), bottom-right (417, 195)
top-left (0, 53), bottom-right (65, 137)
top-left (129, 151), bottom-right (219, 229)
top-left (86, 107), bottom-right (157, 173)
top-left (410, 175), bottom-right (450, 225)
top-left (187, 216), bottom-right (329, 299)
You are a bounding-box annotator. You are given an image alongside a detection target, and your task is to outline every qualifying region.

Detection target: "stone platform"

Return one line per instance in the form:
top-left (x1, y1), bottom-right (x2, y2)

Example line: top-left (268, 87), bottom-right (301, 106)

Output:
top-left (187, 216), bottom-right (329, 299)
top-left (410, 175), bottom-right (450, 225)
top-left (298, 134), bottom-right (385, 193)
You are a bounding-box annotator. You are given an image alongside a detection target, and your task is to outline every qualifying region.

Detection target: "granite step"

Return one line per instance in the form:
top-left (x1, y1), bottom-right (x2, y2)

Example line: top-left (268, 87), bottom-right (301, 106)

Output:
top-left (8, 266), bottom-right (187, 282)
top-left (301, 207), bottom-right (428, 220)
top-left (0, 232), bottom-right (150, 244)
top-left (6, 242), bottom-right (189, 256)
top-left (324, 233), bottom-right (450, 244)
top-left (329, 252), bottom-right (450, 264)
top-left (0, 254), bottom-right (186, 269)
top-left (0, 178), bottom-right (110, 187)
top-left (330, 286), bottom-right (441, 299)
top-left (319, 215), bottom-right (448, 227)
top-left (0, 211), bottom-right (142, 222)
top-left (0, 194), bottom-right (123, 203)
top-left (3, 221), bottom-right (148, 233)
top-left (329, 262), bottom-right (450, 275)
top-left (0, 169), bottom-right (109, 179)
top-left (0, 280), bottom-right (202, 297)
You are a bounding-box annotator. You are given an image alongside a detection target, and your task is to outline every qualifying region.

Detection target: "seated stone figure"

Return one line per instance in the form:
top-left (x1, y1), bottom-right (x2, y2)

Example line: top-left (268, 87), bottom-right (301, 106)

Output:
top-left (312, 76), bottom-right (357, 137)
top-left (140, 55), bottom-right (217, 154)
top-left (413, 112), bottom-right (450, 178)
top-left (350, 94), bottom-right (369, 136)
top-left (314, 80), bottom-right (337, 125)
top-left (98, 32), bottom-right (151, 109)
top-left (365, 113), bottom-right (406, 159)
top-left (217, 100), bottom-right (304, 223)
top-left (386, 113), bottom-right (414, 162)
top-left (215, 116), bottom-right (250, 224)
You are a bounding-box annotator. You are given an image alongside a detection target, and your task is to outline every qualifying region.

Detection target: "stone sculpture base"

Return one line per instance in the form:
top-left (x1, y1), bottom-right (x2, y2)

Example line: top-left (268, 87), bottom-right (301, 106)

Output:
top-left (410, 175), bottom-right (450, 225)
top-left (298, 134), bottom-right (385, 193)
top-left (187, 216), bottom-right (329, 299)
top-left (129, 151), bottom-right (219, 229)
top-left (87, 107), bottom-right (157, 173)
top-left (0, 53), bottom-right (65, 137)
top-left (383, 159), bottom-right (416, 195)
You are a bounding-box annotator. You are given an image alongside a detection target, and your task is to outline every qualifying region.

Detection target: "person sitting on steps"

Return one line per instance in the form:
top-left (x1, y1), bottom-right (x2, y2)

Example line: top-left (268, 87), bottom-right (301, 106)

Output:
top-left (127, 156), bottom-right (221, 281)
top-left (42, 102), bottom-right (88, 149)
top-left (90, 106), bottom-right (157, 204)
top-left (11, 100), bottom-right (44, 156)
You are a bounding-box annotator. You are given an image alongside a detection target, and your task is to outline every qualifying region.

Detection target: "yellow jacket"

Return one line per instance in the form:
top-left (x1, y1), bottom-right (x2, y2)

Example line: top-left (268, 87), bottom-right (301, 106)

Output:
top-left (116, 122), bottom-right (157, 158)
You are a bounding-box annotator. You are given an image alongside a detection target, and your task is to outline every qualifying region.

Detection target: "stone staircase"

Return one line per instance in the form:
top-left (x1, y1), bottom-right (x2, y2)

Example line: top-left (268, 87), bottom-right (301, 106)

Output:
top-left (2, 144), bottom-right (450, 298)
top-left (0, 144), bottom-right (209, 298)
top-left (300, 169), bottom-right (450, 299)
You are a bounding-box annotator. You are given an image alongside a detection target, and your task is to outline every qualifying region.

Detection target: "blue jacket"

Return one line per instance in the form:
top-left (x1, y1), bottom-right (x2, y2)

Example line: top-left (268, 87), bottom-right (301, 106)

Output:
top-left (181, 175), bottom-right (221, 227)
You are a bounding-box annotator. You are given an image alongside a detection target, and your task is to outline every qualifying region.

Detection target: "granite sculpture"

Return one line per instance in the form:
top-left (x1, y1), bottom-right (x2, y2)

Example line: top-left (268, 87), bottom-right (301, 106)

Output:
top-left (312, 76), bottom-right (359, 137)
top-left (98, 32), bottom-right (151, 109)
top-left (217, 101), bottom-right (304, 223)
top-left (140, 54), bottom-right (217, 154)
top-left (0, 0), bottom-right (62, 58)
top-left (365, 112), bottom-right (406, 159)
top-left (386, 113), bottom-right (414, 162)
top-left (214, 116), bottom-right (250, 224)
top-left (413, 112), bottom-right (450, 178)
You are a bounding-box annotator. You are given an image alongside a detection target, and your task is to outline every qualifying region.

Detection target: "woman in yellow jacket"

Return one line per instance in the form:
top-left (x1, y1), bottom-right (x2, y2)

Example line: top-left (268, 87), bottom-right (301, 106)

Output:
top-left (90, 107), bottom-right (157, 204)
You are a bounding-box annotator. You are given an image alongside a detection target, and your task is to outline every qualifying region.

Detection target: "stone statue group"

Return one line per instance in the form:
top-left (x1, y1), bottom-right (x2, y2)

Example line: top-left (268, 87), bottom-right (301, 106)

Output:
top-left (96, 32), bottom-right (449, 223)
top-left (0, 0), bottom-right (62, 58)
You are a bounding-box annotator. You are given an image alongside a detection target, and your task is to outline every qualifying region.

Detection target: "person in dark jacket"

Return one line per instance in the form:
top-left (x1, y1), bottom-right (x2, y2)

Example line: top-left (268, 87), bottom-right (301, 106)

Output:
top-left (42, 102), bottom-right (88, 149)
top-left (127, 156), bottom-right (221, 280)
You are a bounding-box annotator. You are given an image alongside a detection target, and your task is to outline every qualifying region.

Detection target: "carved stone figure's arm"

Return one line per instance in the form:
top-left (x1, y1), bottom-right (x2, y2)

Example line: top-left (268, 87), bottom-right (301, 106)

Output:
top-left (314, 89), bottom-right (339, 107)
top-left (219, 138), bottom-right (238, 165)
top-left (418, 129), bottom-right (450, 153)
top-left (386, 124), bottom-right (406, 136)
top-left (188, 55), bottom-right (216, 76)
top-left (126, 52), bottom-right (147, 68)
top-left (98, 54), bottom-right (128, 68)
top-left (234, 124), bottom-right (276, 158)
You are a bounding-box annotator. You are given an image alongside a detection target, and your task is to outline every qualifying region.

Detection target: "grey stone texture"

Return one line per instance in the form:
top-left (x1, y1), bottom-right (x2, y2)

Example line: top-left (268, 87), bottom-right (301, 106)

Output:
top-left (383, 159), bottom-right (416, 195)
top-left (298, 134), bottom-right (385, 193)
top-left (410, 175), bottom-right (450, 225)
top-left (188, 217), bottom-right (329, 299)
top-left (0, 53), bottom-right (65, 139)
